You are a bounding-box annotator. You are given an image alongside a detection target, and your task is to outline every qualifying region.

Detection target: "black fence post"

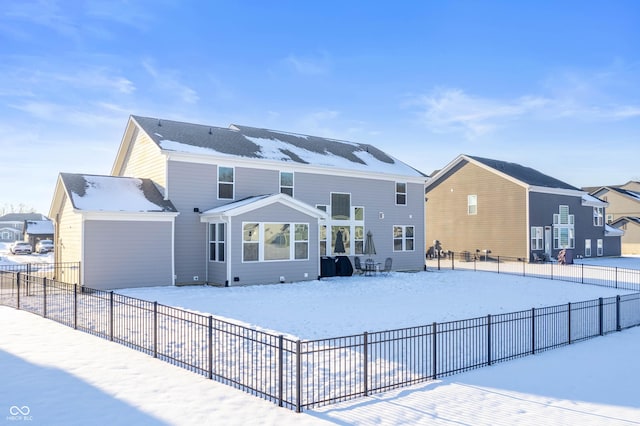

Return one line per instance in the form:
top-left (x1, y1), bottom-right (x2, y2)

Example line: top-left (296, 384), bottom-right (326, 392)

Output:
top-left (42, 277), bottom-right (47, 318)
top-left (153, 301), bottom-right (158, 358)
top-left (451, 253), bottom-right (454, 270)
top-left (109, 291), bottom-right (114, 341)
top-left (363, 332), bottom-right (369, 397)
top-left (531, 307), bottom-right (536, 355)
top-left (599, 298), bottom-right (604, 336)
top-left (568, 302), bottom-right (572, 344)
top-left (581, 264), bottom-right (584, 284)
top-left (497, 257), bottom-right (500, 274)
top-left (16, 272), bottom-right (20, 310)
top-left (432, 322), bottom-right (437, 379)
top-left (615, 267), bottom-right (618, 289)
top-left (278, 334), bottom-right (283, 407)
top-left (487, 314), bottom-right (492, 366)
top-left (295, 340), bottom-right (302, 413)
top-left (522, 258), bottom-right (525, 277)
top-left (208, 316), bottom-right (214, 380)
top-left (437, 252), bottom-right (440, 271)
top-left (73, 284), bottom-right (78, 329)
top-left (616, 295), bottom-right (621, 331)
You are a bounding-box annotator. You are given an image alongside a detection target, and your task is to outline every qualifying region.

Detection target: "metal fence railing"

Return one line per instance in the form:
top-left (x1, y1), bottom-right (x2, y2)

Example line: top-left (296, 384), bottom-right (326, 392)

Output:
top-left (1, 264), bottom-right (640, 412)
top-left (425, 252), bottom-right (640, 292)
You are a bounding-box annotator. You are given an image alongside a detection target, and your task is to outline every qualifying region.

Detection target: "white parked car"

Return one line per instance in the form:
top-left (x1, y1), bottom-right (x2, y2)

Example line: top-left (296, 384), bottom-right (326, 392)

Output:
top-left (36, 239), bottom-right (54, 254)
top-left (10, 241), bottom-right (33, 255)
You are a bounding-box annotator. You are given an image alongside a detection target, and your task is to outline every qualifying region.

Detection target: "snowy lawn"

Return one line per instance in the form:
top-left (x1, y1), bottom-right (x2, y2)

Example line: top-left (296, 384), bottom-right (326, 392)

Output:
top-left (117, 267), bottom-right (639, 341)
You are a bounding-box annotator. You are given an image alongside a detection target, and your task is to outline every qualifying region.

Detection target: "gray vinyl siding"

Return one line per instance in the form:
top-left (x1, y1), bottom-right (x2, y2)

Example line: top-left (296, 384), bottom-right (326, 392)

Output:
top-left (209, 203), bottom-right (321, 286)
top-left (168, 159), bottom-right (425, 284)
top-left (83, 220), bottom-right (173, 290)
top-left (166, 160), bottom-right (216, 284)
top-left (529, 192), bottom-right (611, 258)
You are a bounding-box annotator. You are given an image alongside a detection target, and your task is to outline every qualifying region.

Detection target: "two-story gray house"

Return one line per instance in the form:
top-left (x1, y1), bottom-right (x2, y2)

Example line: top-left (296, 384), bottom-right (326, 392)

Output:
top-left (50, 116), bottom-right (427, 289)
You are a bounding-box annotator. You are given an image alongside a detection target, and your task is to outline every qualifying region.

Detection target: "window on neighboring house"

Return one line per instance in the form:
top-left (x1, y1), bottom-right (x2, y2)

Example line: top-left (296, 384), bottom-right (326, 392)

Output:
top-left (243, 222), bottom-right (309, 262)
top-left (606, 214), bottom-right (614, 224)
top-left (585, 239), bottom-right (592, 257)
top-left (396, 182), bottom-right (407, 205)
top-left (242, 223), bottom-right (259, 262)
top-left (209, 223), bottom-right (225, 262)
top-left (531, 227), bottom-right (543, 250)
top-left (467, 195), bottom-right (477, 215)
top-left (597, 239), bottom-right (603, 256)
top-left (218, 166), bottom-right (234, 199)
top-left (553, 205), bottom-right (575, 249)
top-left (280, 171), bottom-right (294, 197)
top-left (593, 207), bottom-right (603, 226)
top-left (393, 225), bottom-right (415, 251)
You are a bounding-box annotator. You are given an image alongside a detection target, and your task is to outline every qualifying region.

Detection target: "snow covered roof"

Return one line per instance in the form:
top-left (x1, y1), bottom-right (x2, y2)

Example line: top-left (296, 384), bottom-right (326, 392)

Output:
top-left (605, 224), bottom-right (624, 237)
top-left (131, 116), bottom-right (427, 178)
top-left (0, 213), bottom-right (48, 222)
top-left (25, 220), bottom-right (54, 235)
top-left (581, 193), bottom-right (608, 207)
top-left (200, 193), bottom-right (328, 220)
top-left (610, 187), bottom-right (640, 203)
top-left (59, 173), bottom-right (177, 213)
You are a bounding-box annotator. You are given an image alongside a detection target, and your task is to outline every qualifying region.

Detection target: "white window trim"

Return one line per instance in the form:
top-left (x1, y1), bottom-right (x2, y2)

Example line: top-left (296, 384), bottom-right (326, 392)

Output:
top-left (393, 225), bottom-right (415, 252)
top-left (242, 222), bottom-right (309, 262)
top-left (280, 171), bottom-right (294, 197)
top-left (217, 166), bottom-right (235, 200)
top-left (467, 195), bottom-right (477, 215)
top-left (530, 226), bottom-right (543, 250)
top-left (597, 239), bottom-right (603, 256)
top-left (395, 182), bottom-right (407, 206)
top-left (208, 223), bottom-right (225, 262)
top-left (585, 239), bottom-right (592, 257)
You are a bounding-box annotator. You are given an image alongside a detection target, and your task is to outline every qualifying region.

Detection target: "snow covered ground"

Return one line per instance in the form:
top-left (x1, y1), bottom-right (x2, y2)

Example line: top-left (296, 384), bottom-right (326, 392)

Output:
top-left (2, 250), bottom-right (640, 425)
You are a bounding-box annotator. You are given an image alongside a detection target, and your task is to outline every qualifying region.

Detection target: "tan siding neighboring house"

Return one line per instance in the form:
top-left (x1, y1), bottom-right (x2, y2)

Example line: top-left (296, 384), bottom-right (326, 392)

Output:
top-left (55, 195), bottom-right (82, 265)
top-left (426, 160), bottom-right (527, 258)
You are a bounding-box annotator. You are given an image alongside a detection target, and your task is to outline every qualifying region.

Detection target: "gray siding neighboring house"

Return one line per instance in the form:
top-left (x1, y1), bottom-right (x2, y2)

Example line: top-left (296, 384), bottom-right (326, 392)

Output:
top-left (426, 155), bottom-right (620, 261)
top-left (51, 115), bottom-right (427, 289)
top-left (0, 213), bottom-right (48, 242)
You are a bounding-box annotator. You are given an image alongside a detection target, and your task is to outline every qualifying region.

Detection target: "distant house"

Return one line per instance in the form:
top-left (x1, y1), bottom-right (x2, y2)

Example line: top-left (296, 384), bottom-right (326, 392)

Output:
top-left (0, 213), bottom-right (48, 242)
top-left (23, 220), bottom-right (54, 248)
top-left (425, 155), bottom-right (620, 262)
top-left (49, 115), bottom-right (427, 289)
top-left (588, 182), bottom-right (640, 255)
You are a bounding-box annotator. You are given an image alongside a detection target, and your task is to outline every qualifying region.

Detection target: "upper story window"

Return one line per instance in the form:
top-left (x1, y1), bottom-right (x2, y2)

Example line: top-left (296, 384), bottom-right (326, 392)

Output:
top-left (280, 171), bottom-right (294, 197)
top-left (593, 207), bottom-right (603, 226)
top-left (606, 214), bottom-right (614, 224)
top-left (396, 182), bottom-right (407, 205)
top-left (553, 205), bottom-right (574, 225)
top-left (331, 193), bottom-right (351, 220)
top-left (218, 166), bottom-right (234, 199)
top-left (467, 195), bottom-right (477, 215)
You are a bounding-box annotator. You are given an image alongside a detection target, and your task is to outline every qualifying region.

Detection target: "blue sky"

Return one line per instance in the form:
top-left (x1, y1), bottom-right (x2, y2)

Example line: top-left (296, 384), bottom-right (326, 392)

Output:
top-left (1, 1), bottom-right (639, 215)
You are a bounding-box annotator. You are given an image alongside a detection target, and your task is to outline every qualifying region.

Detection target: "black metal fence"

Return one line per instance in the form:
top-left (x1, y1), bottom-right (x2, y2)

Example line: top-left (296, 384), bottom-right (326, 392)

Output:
top-left (1, 265), bottom-right (640, 412)
top-left (426, 252), bottom-right (640, 292)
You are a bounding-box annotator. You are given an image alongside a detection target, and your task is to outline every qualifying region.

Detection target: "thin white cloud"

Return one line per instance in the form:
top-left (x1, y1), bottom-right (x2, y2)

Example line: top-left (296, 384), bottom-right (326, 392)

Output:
top-left (142, 60), bottom-right (199, 104)
top-left (284, 53), bottom-right (331, 75)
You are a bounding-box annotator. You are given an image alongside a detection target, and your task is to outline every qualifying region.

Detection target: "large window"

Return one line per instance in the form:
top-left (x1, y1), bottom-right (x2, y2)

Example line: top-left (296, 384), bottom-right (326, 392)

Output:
top-left (531, 227), bottom-right (543, 250)
top-left (393, 225), bottom-right (415, 251)
top-left (280, 171), bottom-right (294, 197)
top-left (396, 182), bottom-right (407, 205)
top-left (331, 193), bottom-right (350, 219)
top-left (593, 207), bottom-right (603, 226)
top-left (467, 195), bottom-right (477, 215)
top-left (585, 239), bottom-right (591, 257)
top-left (218, 166), bottom-right (234, 199)
top-left (242, 222), bottom-right (309, 262)
top-left (553, 205), bottom-right (575, 249)
top-left (209, 223), bottom-right (225, 261)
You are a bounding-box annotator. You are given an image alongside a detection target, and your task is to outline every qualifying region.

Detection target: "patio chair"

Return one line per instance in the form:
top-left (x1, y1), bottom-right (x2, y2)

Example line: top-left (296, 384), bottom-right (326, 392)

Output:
top-left (353, 256), bottom-right (365, 275)
top-left (381, 257), bottom-right (392, 275)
